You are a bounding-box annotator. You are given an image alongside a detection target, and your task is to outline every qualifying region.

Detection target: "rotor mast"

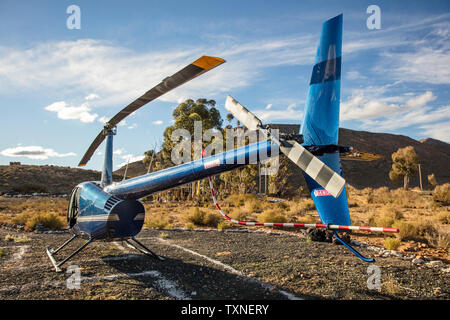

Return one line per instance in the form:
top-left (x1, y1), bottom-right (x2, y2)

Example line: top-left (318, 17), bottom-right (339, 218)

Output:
top-left (101, 126), bottom-right (116, 187)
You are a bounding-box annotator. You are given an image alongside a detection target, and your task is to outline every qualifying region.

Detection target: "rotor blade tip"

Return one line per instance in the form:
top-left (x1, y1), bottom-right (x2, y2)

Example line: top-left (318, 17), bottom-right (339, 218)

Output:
top-left (192, 56), bottom-right (226, 70)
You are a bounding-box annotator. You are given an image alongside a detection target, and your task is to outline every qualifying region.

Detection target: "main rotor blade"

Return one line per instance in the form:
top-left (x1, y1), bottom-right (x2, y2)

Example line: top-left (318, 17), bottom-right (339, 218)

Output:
top-left (225, 95), bottom-right (345, 198)
top-left (78, 56), bottom-right (226, 167)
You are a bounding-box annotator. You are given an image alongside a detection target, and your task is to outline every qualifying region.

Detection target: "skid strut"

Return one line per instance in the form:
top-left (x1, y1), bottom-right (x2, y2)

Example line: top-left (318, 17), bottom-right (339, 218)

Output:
top-left (125, 237), bottom-right (164, 261)
top-left (333, 231), bottom-right (375, 262)
top-left (46, 235), bottom-right (93, 272)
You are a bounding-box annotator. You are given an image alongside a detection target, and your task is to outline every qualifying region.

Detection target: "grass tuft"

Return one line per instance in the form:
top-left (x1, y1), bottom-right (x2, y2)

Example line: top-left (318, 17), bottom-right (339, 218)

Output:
top-left (384, 237), bottom-right (401, 250)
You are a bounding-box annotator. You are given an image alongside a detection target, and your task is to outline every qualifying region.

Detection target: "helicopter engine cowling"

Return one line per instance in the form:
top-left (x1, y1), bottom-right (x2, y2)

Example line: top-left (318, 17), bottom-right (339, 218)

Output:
top-left (68, 182), bottom-right (145, 240)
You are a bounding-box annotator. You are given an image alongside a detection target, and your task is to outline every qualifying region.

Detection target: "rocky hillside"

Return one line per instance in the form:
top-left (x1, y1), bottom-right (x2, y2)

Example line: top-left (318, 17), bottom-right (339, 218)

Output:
top-left (339, 128), bottom-right (450, 189)
top-left (0, 165), bottom-right (120, 195)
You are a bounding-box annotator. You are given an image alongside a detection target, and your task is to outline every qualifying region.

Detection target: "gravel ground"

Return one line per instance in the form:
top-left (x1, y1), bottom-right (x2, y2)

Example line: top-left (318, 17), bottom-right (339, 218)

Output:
top-left (0, 227), bottom-right (448, 300)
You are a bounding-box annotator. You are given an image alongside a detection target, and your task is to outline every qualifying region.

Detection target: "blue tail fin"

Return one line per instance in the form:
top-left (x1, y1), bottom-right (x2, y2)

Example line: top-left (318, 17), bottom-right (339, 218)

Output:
top-left (301, 14), bottom-right (342, 146)
top-left (301, 14), bottom-right (350, 227)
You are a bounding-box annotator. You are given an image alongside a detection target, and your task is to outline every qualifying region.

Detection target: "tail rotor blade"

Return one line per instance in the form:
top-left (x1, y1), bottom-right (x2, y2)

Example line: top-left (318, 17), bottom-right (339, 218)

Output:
top-left (78, 56), bottom-right (226, 167)
top-left (225, 95), bottom-right (262, 131)
top-left (224, 95), bottom-right (345, 198)
top-left (279, 140), bottom-right (345, 198)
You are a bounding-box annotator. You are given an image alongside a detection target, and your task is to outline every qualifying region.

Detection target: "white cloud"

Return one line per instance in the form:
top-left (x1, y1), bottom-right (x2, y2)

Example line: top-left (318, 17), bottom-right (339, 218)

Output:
top-left (116, 154), bottom-right (145, 168)
top-left (0, 36), bottom-right (319, 109)
top-left (98, 116), bottom-right (109, 124)
top-left (381, 47), bottom-right (450, 85)
top-left (128, 123), bottom-right (138, 129)
top-left (340, 88), bottom-right (449, 141)
top-left (85, 93), bottom-right (100, 100)
top-left (113, 148), bottom-right (126, 155)
top-left (345, 71), bottom-right (366, 80)
top-left (253, 103), bottom-right (302, 122)
top-left (341, 90), bottom-right (436, 122)
top-left (152, 120), bottom-right (163, 125)
top-left (44, 101), bottom-right (98, 123)
top-left (0, 146), bottom-right (76, 160)
top-left (362, 105), bottom-right (450, 132)
top-left (419, 122), bottom-right (450, 143)
top-left (265, 104), bottom-right (272, 110)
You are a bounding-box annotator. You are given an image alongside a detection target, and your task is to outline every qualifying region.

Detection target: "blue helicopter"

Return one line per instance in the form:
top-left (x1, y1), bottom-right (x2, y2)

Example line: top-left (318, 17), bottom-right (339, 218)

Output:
top-left (46, 14), bottom-right (390, 272)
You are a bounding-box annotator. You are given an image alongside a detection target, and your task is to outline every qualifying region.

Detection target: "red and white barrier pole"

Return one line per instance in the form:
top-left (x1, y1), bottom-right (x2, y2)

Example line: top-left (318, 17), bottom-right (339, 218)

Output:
top-left (207, 176), bottom-right (398, 234)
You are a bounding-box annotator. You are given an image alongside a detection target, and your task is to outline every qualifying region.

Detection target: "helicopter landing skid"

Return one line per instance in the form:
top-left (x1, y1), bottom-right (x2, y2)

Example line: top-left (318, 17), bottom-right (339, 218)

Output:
top-left (125, 237), bottom-right (165, 261)
top-left (46, 235), bottom-right (93, 272)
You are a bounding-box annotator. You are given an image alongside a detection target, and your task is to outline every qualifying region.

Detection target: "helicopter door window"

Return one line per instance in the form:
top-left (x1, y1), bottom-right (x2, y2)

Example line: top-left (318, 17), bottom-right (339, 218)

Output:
top-left (68, 187), bottom-right (81, 228)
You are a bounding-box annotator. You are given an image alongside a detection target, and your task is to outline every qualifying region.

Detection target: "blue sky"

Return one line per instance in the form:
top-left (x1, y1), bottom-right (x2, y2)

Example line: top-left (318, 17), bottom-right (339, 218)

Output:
top-left (0, 0), bottom-right (449, 170)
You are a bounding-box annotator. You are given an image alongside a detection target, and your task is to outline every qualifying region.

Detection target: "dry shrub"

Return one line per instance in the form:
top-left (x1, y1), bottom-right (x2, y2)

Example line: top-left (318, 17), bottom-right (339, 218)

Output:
top-left (433, 184), bottom-right (450, 206)
top-left (217, 221), bottom-right (231, 231)
top-left (370, 206), bottom-right (404, 228)
top-left (383, 274), bottom-right (403, 295)
top-left (203, 212), bottom-right (222, 227)
top-left (300, 199), bottom-right (316, 211)
top-left (384, 237), bottom-right (401, 250)
top-left (362, 187), bottom-right (425, 208)
top-left (244, 199), bottom-right (263, 213)
top-left (288, 202), bottom-right (305, 216)
top-left (12, 210), bottom-right (65, 231)
top-left (392, 221), bottom-right (417, 241)
top-left (275, 201), bottom-right (290, 211)
top-left (186, 207), bottom-right (206, 225)
top-left (184, 222), bottom-right (195, 229)
top-left (225, 194), bottom-right (257, 208)
top-left (228, 208), bottom-right (248, 221)
top-left (11, 210), bottom-right (34, 225)
top-left (364, 187), bottom-right (374, 204)
top-left (436, 210), bottom-right (450, 224)
top-left (424, 225), bottom-right (449, 250)
top-left (414, 217), bottom-right (436, 237)
top-left (144, 212), bottom-right (171, 229)
top-left (373, 187), bottom-right (392, 204)
top-left (30, 212), bottom-right (65, 230)
top-left (390, 215), bottom-right (449, 247)
top-left (185, 207), bottom-right (221, 227)
top-left (257, 210), bottom-right (287, 223)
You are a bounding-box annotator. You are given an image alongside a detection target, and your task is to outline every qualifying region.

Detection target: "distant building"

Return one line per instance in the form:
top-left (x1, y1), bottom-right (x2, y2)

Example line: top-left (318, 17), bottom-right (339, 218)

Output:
top-left (9, 162), bottom-right (21, 166)
top-left (229, 123), bottom-right (301, 136)
top-left (266, 124), bottom-right (301, 135)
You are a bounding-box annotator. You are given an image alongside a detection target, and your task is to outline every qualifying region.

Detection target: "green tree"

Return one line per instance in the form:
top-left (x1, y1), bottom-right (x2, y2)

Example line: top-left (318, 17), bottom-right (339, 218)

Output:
top-left (161, 98), bottom-right (222, 164)
top-left (389, 146), bottom-right (419, 190)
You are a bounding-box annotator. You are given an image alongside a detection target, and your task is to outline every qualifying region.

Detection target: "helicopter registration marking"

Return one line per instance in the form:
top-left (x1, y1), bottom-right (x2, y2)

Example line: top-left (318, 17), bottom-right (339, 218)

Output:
top-left (314, 190), bottom-right (332, 197)
top-left (204, 159), bottom-right (220, 169)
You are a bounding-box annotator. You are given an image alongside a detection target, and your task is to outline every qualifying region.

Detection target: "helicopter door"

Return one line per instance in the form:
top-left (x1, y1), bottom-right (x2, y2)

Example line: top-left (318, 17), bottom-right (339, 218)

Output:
top-left (67, 187), bottom-right (81, 228)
